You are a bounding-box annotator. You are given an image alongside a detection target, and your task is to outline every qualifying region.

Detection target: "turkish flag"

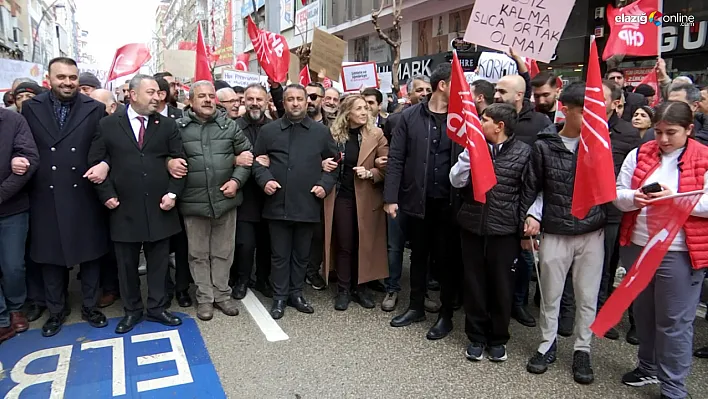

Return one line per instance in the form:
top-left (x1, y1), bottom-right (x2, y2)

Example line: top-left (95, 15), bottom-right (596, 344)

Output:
top-left (638, 69), bottom-right (661, 107)
top-left (602, 0), bottom-right (659, 60)
top-left (194, 23), bottom-right (212, 82)
top-left (591, 190), bottom-right (704, 336)
top-left (247, 16), bottom-right (290, 83)
top-left (447, 51), bottom-right (496, 203)
top-left (299, 66), bottom-right (311, 86)
top-left (524, 58), bottom-right (540, 79)
top-left (571, 37), bottom-right (617, 219)
top-left (235, 53), bottom-right (250, 71)
top-left (322, 77), bottom-right (332, 88)
top-left (106, 43), bottom-right (151, 83)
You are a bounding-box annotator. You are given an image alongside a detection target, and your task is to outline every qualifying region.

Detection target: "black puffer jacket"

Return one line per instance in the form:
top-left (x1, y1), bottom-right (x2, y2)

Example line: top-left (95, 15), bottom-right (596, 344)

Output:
top-left (515, 99), bottom-right (553, 145)
top-left (520, 124), bottom-right (606, 236)
top-left (607, 112), bottom-right (641, 224)
top-left (457, 137), bottom-right (531, 236)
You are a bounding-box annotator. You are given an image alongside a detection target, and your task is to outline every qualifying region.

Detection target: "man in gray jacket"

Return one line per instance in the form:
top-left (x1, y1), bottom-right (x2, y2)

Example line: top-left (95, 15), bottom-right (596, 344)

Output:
top-left (170, 81), bottom-right (253, 321)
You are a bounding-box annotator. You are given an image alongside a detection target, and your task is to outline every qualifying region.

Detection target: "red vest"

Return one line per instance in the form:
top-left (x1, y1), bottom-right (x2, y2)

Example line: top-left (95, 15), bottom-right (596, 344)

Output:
top-left (619, 139), bottom-right (708, 270)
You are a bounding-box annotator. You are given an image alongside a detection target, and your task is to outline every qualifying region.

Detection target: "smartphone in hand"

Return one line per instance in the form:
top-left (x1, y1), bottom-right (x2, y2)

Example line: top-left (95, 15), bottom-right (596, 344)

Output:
top-left (641, 182), bottom-right (662, 195)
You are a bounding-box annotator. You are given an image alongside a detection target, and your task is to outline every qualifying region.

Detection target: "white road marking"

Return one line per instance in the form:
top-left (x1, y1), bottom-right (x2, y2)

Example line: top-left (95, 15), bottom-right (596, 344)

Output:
top-left (241, 289), bottom-right (289, 342)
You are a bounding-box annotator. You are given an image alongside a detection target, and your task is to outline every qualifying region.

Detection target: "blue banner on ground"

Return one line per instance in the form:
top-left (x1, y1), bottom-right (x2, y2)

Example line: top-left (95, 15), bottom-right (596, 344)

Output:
top-left (0, 313), bottom-right (226, 398)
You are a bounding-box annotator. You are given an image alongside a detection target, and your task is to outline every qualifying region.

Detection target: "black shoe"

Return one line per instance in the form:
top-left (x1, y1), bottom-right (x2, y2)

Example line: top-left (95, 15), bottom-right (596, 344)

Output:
top-left (694, 346), bottom-right (708, 359)
top-left (147, 311), bottom-right (182, 327)
top-left (390, 308), bottom-right (426, 327)
top-left (487, 345), bottom-right (508, 362)
top-left (352, 288), bottom-right (375, 309)
top-left (334, 292), bottom-right (350, 311)
top-left (367, 280), bottom-right (386, 293)
top-left (626, 325), bottom-right (639, 346)
top-left (426, 316), bottom-right (453, 340)
top-left (558, 317), bottom-right (574, 337)
top-left (305, 274), bottom-right (326, 290)
top-left (176, 290), bottom-right (192, 308)
top-left (41, 310), bottom-right (69, 337)
top-left (232, 283), bottom-right (248, 300)
top-left (533, 287), bottom-right (541, 307)
top-left (572, 351), bottom-right (594, 384)
top-left (288, 296), bottom-right (314, 313)
top-left (254, 280), bottom-right (274, 298)
top-left (526, 340), bottom-right (557, 374)
top-left (270, 300), bottom-right (286, 319)
top-left (465, 342), bottom-right (485, 361)
top-left (25, 302), bottom-right (47, 322)
top-left (115, 313), bottom-right (144, 334)
top-left (604, 327), bottom-right (620, 340)
top-left (512, 306), bottom-right (537, 327)
top-left (427, 278), bottom-right (440, 291)
top-left (621, 367), bottom-right (659, 387)
top-left (81, 307), bottom-right (108, 328)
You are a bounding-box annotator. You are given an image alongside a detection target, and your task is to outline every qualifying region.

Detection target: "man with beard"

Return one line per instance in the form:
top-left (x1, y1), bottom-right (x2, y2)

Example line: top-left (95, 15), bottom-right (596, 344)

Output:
top-left (230, 83), bottom-right (274, 299)
top-left (216, 87), bottom-right (241, 119)
top-left (252, 84), bottom-right (338, 319)
top-left (605, 68), bottom-right (647, 123)
top-left (323, 87), bottom-right (341, 115)
top-left (154, 72), bottom-right (182, 109)
top-left (156, 78), bottom-right (183, 120)
top-left (305, 82), bottom-right (328, 125)
top-left (21, 57), bottom-right (109, 337)
top-left (89, 74), bottom-right (185, 333)
top-left (531, 72), bottom-right (562, 122)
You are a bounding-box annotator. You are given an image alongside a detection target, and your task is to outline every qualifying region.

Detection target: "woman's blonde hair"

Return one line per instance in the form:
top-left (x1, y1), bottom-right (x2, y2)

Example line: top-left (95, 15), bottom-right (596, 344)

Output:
top-left (330, 95), bottom-right (375, 143)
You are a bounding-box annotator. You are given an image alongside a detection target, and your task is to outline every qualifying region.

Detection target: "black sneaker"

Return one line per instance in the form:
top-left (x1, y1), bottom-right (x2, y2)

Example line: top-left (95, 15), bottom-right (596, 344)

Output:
top-left (558, 317), bottom-right (574, 337)
top-left (626, 325), bottom-right (639, 345)
top-left (465, 343), bottom-right (485, 361)
top-left (572, 351), bottom-right (594, 384)
top-left (487, 345), bottom-right (507, 362)
top-left (604, 327), bottom-right (620, 340)
top-left (334, 292), bottom-right (350, 311)
top-left (352, 288), bottom-right (375, 309)
top-left (526, 340), bottom-right (557, 374)
top-left (621, 368), bottom-right (659, 387)
top-left (306, 274), bottom-right (326, 290)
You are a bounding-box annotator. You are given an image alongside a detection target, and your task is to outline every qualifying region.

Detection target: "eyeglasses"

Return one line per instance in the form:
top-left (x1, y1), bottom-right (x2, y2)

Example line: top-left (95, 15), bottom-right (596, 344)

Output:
top-left (308, 93), bottom-right (322, 101)
top-left (221, 99), bottom-right (239, 104)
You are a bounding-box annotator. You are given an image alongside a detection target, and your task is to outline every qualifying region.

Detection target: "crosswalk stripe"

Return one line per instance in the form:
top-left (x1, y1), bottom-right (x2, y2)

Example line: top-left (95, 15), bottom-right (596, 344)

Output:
top-left (241, 289), bottom-right (289, 342)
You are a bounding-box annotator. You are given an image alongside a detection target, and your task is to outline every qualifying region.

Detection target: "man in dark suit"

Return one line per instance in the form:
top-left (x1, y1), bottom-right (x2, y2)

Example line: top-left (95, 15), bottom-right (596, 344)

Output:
top-left (88, 74), bottom-right (185, 334)
top-left (605, 68), bottom-right (648, 123)
top-left (21, 57), bottom-right (109, 337)
top-left (252, 84), bottom-right (338, 319)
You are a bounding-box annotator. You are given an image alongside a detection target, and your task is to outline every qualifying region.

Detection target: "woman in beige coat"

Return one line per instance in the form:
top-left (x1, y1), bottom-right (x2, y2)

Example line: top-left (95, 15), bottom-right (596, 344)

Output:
top-left (323, 95), bottom-right (389, 311)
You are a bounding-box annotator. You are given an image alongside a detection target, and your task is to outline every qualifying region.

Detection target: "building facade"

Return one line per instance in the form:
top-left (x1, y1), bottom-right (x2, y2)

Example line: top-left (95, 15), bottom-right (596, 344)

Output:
top-left (0, 0), bottom-right (27, 60)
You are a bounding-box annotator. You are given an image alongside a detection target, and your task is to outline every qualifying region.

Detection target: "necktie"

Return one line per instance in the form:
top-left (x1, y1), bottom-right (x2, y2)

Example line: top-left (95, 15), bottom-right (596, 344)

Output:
top-left (136, 116), bottom-right (146, 148)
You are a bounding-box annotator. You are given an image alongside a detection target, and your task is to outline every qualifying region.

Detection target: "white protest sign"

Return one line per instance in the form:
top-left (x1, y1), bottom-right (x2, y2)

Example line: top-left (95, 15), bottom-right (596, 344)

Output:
top-left (476, 52), bottom-right (519, 83)
top-left (341, 62), bottom-right (378, 92)
top-left (78, 64), bottom-right (109, 87)
top-left (0, 59), bottom-right (44, 90)
top-left (463, 0), bottom-right (574, 63)
top-left (464, 72), bottom-right (482, 85)
top-left (378, 71), bottom-right (392, 93)
top-left (221, 70), bottom-right (268, 88)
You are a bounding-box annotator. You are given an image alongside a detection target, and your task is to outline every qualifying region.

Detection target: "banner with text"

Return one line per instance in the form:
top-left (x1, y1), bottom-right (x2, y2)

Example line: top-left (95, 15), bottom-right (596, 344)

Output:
top-left (0, 59), bottom-right (44, 91)
top-left (341, 62), bottom-right (378, 92)
top-left (222, 70), bottom-right (268, 88)
top-left (476, 52), bottom-right (519, 83)
top-left (463, 0), bottom-right (574, 63)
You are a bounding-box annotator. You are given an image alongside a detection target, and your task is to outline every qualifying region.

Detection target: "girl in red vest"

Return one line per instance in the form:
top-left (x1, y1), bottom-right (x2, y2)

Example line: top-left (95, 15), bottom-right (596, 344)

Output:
top-left (614, 101), bottom-right (708, 399)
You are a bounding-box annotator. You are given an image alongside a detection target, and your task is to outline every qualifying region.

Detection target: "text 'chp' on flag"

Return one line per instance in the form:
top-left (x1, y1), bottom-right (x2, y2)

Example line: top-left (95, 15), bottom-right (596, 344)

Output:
top-left (447, 51), bottom-right (496, 204)
top-left (571, 36), bottom-right (616, 220)
top-left (106, 43), bottom-right (151, 83)
top-left (247, 16), bottom-right (290, 83)
top-left (602, 0), bottom-right (659, 60)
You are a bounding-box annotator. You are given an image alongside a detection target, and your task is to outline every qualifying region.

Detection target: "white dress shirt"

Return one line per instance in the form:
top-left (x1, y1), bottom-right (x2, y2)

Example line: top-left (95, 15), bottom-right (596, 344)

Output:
top-left (127, 105), bottom-right (148, 141)
top-left (158, 105), bottom-right (169, 118)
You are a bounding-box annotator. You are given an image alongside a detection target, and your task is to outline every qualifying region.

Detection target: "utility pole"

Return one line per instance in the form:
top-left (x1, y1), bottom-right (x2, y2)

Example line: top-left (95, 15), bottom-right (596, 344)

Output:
top-left (32, 0), bottom-right (63, 63)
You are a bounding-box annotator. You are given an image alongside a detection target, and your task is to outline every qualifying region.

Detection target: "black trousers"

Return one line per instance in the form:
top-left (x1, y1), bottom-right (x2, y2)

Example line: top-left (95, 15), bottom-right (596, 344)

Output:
top-left (100, 249), bottom-right (120, 296)
top-left (42, 260), bottom-right (100, 314)
top-left (167, 219), bottom-right (192, 294)
top-left (233, 220), bottom-right (271, 285)
top-left (333, 196), bottom-right (360, 292)
top-left (462, 231), bottom-right (519, 346)
top-left (269, 220), bottom-right (315, 301)
top-left (307, 213), bottom-right (325, 278)
top-left (406, 198), bottom-right (458, 315)
top-left (114, 239), bottom-right (170, 316)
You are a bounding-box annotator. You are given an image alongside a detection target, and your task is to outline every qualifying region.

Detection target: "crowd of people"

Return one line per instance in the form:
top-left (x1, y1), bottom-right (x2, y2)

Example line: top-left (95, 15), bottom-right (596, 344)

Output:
top-left (1, 53), bottom-right (708, 399)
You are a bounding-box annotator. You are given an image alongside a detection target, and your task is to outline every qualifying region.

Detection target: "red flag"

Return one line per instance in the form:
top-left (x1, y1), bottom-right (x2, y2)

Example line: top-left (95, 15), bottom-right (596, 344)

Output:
top-left (591, 191), bottom-right (704, 336)
top-left (235, 53), bottom-right (250, 71)
top-left (638, 69), bottom-right (661, 107)
top-left (322, 77), bottom-right (333, 89)
top-left (571, 37), bottom-right (616, 219)
top-left (106, 43), bottom-right (151, 83)
top-left (524, 58), bottom-right (540, 79)
top-left (299, 66), bottom-right (311, 86)
top-left (194, 23), bottom-right (212, 82)
top-left (447, 51), bottom-right (496, 203)
top-left (178, 41), bottom-right (197, 51)
top-left (602, 0), bottom-right (660, 60)
top-left (246, 16), bottom-right (290, 83)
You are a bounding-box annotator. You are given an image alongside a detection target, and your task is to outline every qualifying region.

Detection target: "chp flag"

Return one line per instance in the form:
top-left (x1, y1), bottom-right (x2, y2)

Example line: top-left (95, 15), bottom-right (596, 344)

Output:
top-left (591, 190), bottom-right (704, 336)
top-left (571, 36), bottom-right (616, 219)
top-left (602, 0), bottom-right (659, 60)
top-left (447, 51), bottom-right (496, 203)
top-left (246, 16), bottom-right (290, 83)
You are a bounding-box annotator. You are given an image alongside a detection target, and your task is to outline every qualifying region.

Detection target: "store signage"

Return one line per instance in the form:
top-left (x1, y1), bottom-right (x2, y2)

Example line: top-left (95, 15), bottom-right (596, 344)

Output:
top-left (451, 37), bottom-right (474, 52)
top-left (660, 21), bottom-right (707, 54)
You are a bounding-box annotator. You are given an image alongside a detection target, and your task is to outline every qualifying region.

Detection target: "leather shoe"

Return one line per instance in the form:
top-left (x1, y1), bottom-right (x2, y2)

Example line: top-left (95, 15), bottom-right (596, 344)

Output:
top-left (25, 302), bottom-right (46, 322)
top-left (352, 289), bottom-right (375, 309)
top-left (288, 296), bottom-right (314, 314)
top-left (115, 313), bottom-right (144, 334)
top-left (98, 293), bottom-right (119, 308)
top-left (176, 290), bottom-right (192, 308)
top-left (426, 316), bottom-right (453, 340)
top-left (626, 325), bottom-right (639, 345)
top-left (255, 281), bottom-right (274, 298)
top-left (10, 312), bottom-right (29, 333)
top-left (390, 308), bottom-right (426, 327)
top-left (232, 283), bottom-right (248, 300)
top-left (512, 306), bottom-right (537, 327)
top-left (147, 310), bottom-right (182, 327)
top-left (604, 327), bottom-right (620, 340)
top-left (42, 309), bottom-right (69, 337)
top-left (270, 300), bottom-right (286, 319)
top-left (82, 307), bottom-right (108, 328)
top-left (694, 346), bottom-right (708, 359)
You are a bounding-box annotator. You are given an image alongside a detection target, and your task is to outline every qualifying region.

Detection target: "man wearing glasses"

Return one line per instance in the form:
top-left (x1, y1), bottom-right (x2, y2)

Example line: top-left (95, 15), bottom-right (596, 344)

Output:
top-left (217, 88), bottom-right (243, 120)
top-left (305, 83), bottom-right (328, 126)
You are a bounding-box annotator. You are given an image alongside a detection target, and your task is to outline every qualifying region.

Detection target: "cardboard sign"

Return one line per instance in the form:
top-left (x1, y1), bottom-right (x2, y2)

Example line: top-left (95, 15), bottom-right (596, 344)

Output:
top-left (288, 52), bottom-right (302, 85)
top-left (341, 62), bottom-right (378, 92)
top-left (463, 0), bottom-right (575, 63)
top-left (476, 52), bottom-right (519, 83)
top-left (309, 28), bottom-right (346, 81)
top-left (222, 69), bottom-right (268, 88)
top-left (163, 50), bottom-right (197, 79)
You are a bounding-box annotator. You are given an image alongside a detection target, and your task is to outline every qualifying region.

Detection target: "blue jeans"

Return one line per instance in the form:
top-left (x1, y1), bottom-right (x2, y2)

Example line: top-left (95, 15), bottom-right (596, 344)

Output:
top-left (384, 213), bottom-right (406, 293)
top-left (0, 212), bottom-right (29, 328)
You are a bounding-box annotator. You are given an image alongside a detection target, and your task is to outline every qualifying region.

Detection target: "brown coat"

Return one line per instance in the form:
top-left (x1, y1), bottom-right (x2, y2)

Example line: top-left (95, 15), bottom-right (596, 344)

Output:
top-left (323, 125), bottom-right (389, 285)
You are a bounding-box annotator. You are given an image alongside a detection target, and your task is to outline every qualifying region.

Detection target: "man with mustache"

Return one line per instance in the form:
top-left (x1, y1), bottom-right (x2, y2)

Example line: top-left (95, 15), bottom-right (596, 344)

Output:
top-left (88, 74), bottom-right (185, 333)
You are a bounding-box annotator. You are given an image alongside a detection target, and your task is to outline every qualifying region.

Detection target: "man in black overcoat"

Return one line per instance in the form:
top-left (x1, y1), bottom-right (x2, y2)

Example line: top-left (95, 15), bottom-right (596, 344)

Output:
top-left (88, 74), bottom-right (185, 334)
top-left (21, 57), bottom-right (109, 337)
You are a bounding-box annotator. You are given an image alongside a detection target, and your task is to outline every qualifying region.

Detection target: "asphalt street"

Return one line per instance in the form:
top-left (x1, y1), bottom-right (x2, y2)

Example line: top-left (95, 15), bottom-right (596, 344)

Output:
top-left (7, 259), bottom-right (708, 399)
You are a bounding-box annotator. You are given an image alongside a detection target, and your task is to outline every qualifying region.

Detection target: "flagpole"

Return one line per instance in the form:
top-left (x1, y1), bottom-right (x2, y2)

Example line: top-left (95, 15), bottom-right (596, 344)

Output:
top-left (657, 0), bottom-right (663, 58)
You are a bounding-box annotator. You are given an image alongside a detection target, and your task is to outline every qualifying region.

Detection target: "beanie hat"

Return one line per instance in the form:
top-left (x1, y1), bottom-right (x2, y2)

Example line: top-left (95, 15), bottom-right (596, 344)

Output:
top-left (79, 72), bottom-right (102, 89)
top-left (634, 83), bottom-right (656, 98)
top-left (14, 82), bottom-right (43, 97)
